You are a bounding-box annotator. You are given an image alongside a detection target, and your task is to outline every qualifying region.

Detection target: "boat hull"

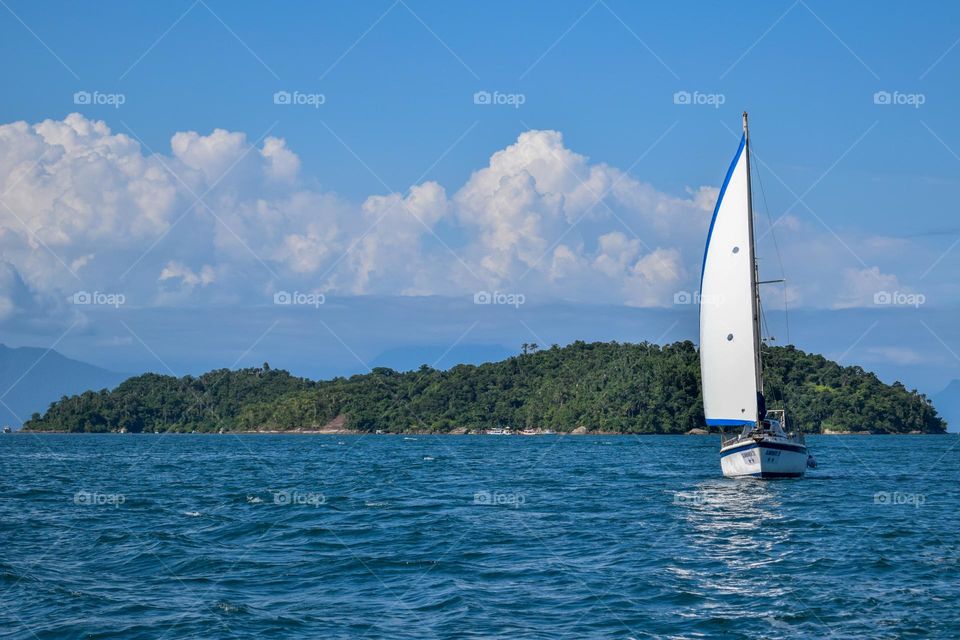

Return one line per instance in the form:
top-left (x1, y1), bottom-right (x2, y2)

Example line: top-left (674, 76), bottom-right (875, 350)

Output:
top-left (720, 440), bottom-right (807, 478)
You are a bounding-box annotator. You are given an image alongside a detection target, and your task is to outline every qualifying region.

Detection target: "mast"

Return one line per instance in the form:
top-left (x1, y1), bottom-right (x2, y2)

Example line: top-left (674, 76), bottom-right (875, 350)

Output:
top-left (742, 111), bottom-right (764, 416)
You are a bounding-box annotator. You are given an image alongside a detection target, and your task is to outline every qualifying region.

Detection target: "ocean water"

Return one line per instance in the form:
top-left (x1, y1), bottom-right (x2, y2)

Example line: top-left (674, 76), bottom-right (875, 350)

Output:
top-left (1, 434), bottom-right (958, 639)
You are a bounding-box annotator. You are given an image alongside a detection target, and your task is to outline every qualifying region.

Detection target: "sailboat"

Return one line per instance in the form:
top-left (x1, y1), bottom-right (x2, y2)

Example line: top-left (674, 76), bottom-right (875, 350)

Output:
top-left (699, 112), bottom-right (813, 478)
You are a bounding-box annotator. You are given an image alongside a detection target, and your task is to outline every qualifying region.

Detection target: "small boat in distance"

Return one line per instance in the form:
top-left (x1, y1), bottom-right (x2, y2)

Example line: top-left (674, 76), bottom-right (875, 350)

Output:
top-left (486, 427), bottom-right (513, 435)
top-left (699, 112), bottom-right (812, 478)
top-left (2, 426), bottom-right (11, 434)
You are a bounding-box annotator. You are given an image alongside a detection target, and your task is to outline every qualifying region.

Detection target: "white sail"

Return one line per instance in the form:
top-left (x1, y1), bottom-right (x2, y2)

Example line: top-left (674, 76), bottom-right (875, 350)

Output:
top-left (699, 135), bottom-right (758, 427)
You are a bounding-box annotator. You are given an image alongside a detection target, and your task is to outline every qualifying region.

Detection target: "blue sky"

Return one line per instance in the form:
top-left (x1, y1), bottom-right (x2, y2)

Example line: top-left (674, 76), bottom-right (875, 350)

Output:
top-left (4, 1), bottom-right (958, 203)
top-left (0, 1), bottom-right (958, 406)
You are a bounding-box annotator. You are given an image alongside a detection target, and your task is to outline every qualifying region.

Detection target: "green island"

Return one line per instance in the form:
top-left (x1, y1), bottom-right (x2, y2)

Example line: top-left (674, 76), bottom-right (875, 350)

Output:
top-left (23, 341), bottom-right (946, 434)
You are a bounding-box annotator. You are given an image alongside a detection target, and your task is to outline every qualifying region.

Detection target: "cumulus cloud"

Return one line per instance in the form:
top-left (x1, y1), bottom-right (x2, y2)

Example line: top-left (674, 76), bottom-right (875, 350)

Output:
top-left (0, 113), bottom-right (928, 321)
top-left (452, 130), bottom-right (707, 297)
top-left (0, 260), bottom-right (69, 328)
top-left (170, 128), bottom-right (248, 185)
top-left (337, 181), bottom-right (451, 295)
top-left (159, 261), bottom-right (216, 288)
top-left (833, 266), bottom-right (901, 309)
top-left (0, 262), bottom-right (29, 320)
top-left (0, 115), bottom-right (178, 256)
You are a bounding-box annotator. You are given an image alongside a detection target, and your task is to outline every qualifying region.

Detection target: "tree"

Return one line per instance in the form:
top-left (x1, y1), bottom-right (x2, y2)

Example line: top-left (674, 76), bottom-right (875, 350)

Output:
top-left (22, 343), bottom-right (947, 435)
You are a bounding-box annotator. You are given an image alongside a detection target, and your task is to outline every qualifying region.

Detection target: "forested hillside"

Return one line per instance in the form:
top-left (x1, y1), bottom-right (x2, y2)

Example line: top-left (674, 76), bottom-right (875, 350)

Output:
top-left (23, 342), bottom-right (946, 434)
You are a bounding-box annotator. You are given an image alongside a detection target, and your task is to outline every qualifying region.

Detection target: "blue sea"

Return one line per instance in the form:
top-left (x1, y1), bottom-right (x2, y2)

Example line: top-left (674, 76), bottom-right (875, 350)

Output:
top-left (1, 434), bottom-right (958, 639)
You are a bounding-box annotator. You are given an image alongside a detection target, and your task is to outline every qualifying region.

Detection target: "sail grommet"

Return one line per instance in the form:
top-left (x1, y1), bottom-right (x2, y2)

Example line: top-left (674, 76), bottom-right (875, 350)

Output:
top-left (732, 246), bottom-right (740, 254)
top-left (726, 333), bottom-right (734, 341)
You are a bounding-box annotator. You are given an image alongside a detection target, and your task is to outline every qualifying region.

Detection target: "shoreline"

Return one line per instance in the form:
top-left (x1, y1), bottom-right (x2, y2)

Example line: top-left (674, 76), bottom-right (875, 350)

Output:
top-left (13, 430), bottom-right (950, 436)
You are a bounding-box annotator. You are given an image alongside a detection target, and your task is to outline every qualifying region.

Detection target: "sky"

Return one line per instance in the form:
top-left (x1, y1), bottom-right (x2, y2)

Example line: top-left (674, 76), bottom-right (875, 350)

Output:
top-left (0, 1), bottom-right (958, 405)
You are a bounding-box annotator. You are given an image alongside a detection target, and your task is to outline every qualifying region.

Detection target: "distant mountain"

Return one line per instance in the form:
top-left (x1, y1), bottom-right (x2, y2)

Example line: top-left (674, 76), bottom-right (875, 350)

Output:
top-left (934, 380), bottom-right (960, 433)
top-left (0, 344), bottom-right (127, 428)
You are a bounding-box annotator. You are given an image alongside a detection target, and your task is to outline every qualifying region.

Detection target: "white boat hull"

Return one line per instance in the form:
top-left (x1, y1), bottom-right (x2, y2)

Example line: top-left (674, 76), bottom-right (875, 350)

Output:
top-left (720, 438), bottom-right (807, 478)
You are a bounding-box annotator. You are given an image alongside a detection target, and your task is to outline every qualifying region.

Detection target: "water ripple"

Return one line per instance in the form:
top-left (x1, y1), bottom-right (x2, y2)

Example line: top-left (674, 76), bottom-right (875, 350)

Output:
top-left (1, 434), bottom-right (959, 638)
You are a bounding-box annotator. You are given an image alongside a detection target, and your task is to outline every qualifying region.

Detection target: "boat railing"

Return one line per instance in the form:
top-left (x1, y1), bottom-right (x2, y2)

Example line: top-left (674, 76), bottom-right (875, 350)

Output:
top-left (719, 418), bottom-right (806, 446)
top-left (720, 429), bottom-right (747, 446)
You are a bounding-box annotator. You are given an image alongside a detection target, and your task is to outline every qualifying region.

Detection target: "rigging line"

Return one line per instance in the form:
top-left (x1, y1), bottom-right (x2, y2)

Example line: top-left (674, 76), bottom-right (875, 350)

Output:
top-left (759, 306), bottom-right (786, 410)
top-left (751, 141), bottom-right (791, 345)
top-left (758, 299), bottom-right (781, 404)
top-left (749, 134), bottom-right (789, 416)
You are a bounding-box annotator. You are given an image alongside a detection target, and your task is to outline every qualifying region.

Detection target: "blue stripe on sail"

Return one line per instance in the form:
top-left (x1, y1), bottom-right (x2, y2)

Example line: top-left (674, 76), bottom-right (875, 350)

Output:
top-left (699, 135), bottom-right (746, 291)
top-left (706, 418), bottom-right (754, 426)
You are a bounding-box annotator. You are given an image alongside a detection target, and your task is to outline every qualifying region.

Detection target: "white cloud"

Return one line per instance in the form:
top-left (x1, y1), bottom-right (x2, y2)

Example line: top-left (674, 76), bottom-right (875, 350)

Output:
top-left (594, 232), bottom-right (641, 278)
top-left (170, 128), bottom-right (248, 185)
top-left (865, 346), bottom-right (924, 365)
top-left (339, 181), bottom-right (450, 295)
top-left (159, 261), bottom-right (216, 288)
top-left (0, 114), bottom-right (937, 320)
top-left (260, 137), bottom-right (300, 184)
top-left (623, 247), bottom-right (685, 307)
top-left (452, 130), bottom-right (707, 295)
top-left (833, 266), bottom-right (901, 309)
top-left (864, 235), bottom-right (910, 251)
